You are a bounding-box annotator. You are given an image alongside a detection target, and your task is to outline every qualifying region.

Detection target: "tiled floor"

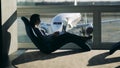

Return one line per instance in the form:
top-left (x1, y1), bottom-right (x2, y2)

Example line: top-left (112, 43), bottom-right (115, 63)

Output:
top-left (11, 49), bottom-right (120, 68)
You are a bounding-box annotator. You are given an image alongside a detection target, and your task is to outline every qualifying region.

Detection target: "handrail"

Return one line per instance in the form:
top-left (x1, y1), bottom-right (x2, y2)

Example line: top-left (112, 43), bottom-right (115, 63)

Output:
top-left (17, 5), bottom-right (120, 17)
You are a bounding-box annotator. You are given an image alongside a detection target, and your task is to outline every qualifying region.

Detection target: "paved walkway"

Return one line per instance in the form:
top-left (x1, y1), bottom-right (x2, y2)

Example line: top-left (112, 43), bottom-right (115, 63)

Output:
top-left (12, 50), bottom-right (120, 68)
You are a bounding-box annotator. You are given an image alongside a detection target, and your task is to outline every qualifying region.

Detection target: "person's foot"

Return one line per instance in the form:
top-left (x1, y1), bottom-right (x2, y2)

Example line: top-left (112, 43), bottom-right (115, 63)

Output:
top-left (81, 35), bottom-right (92, 41)
top-left (80, 43), bottom-right (91, 52)
top-left (109, 48), bottom-right (117, 55)
top-left (109, 42), bottom-right (120, 55)
top-left (87, 36), bottom-right (92, 39)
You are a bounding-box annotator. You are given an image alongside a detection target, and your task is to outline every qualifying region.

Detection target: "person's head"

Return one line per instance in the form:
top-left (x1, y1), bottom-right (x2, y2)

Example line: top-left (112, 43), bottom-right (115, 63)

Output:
top-left (30, 14), bottom-right (41, 27)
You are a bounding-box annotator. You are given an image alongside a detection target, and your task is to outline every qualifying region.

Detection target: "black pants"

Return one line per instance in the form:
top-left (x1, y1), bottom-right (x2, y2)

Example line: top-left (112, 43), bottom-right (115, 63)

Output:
top-left (43, 32), bottom-right (91, 54)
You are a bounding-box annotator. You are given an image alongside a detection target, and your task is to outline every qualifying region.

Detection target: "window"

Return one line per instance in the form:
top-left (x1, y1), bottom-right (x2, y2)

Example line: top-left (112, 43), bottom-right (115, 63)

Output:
top-left (17, 0), bottom-right (120, 49)
top-left (102, 13), bottom-right (120, 43)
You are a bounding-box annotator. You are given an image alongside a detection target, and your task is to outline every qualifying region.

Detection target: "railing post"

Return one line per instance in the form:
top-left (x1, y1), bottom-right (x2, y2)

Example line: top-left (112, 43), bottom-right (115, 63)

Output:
top-left (93, 11), bottom-right (101, 49)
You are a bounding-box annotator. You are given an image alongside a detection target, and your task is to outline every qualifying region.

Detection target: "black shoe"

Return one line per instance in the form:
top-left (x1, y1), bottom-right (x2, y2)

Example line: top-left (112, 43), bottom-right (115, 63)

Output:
top-left (81, 36), bottom-right (92, 40)
top-left (109, 48), bottom-right (117, 55)
top-left (88, 36), bottom-right (92, 39)
top-left (109, 42), bottom-right (120, 55)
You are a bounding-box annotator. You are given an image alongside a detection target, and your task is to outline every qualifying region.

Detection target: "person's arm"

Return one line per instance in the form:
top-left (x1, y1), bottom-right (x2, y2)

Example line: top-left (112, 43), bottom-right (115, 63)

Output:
top-left (48, 31), bottom-right (60, 37)
top-left (33, 28), bottom-right (44, 38)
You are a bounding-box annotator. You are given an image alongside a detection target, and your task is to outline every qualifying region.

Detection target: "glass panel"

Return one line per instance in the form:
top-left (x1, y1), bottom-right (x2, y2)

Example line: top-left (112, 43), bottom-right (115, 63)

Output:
top-left (17, 13), bottom-right (93, 45)
top-left (68, 13), bottom-right (93, 36)
top-left (102, 13), bottom-right (120, 42)
top-left (17, 17), bottom-right (52, 43)
top-left (17, 17), bottom-right (31, 43)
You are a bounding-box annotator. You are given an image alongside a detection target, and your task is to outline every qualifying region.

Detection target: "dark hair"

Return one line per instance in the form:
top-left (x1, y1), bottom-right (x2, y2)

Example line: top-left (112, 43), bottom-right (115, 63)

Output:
top-left (30, 14), bottom-right (40, 27)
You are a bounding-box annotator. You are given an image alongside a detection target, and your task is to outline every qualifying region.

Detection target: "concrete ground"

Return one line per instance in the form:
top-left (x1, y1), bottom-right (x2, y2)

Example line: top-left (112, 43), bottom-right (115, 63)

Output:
top-left (12, 49), bottom-right (120, 68)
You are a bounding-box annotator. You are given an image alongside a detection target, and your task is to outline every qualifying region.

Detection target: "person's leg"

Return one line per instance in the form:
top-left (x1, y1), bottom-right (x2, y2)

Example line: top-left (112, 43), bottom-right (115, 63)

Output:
top-left (74, 41), bottom-right (91, 51)
top-left (46, 33), bottom-right (72, 53)
top-left (63, 33), bottom-right (91, 51)
top-left (48, 33), bottom-right (92, 53)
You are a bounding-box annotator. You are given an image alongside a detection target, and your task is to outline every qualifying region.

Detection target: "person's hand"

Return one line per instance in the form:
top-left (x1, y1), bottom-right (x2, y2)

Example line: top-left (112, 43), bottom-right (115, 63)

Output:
top-left (53, 31), bottom-right (59, 36)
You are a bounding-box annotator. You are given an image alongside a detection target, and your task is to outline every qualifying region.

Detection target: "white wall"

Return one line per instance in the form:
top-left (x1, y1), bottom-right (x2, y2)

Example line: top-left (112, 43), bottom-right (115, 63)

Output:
top-left (2, 0), bottom-right (17, 54)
